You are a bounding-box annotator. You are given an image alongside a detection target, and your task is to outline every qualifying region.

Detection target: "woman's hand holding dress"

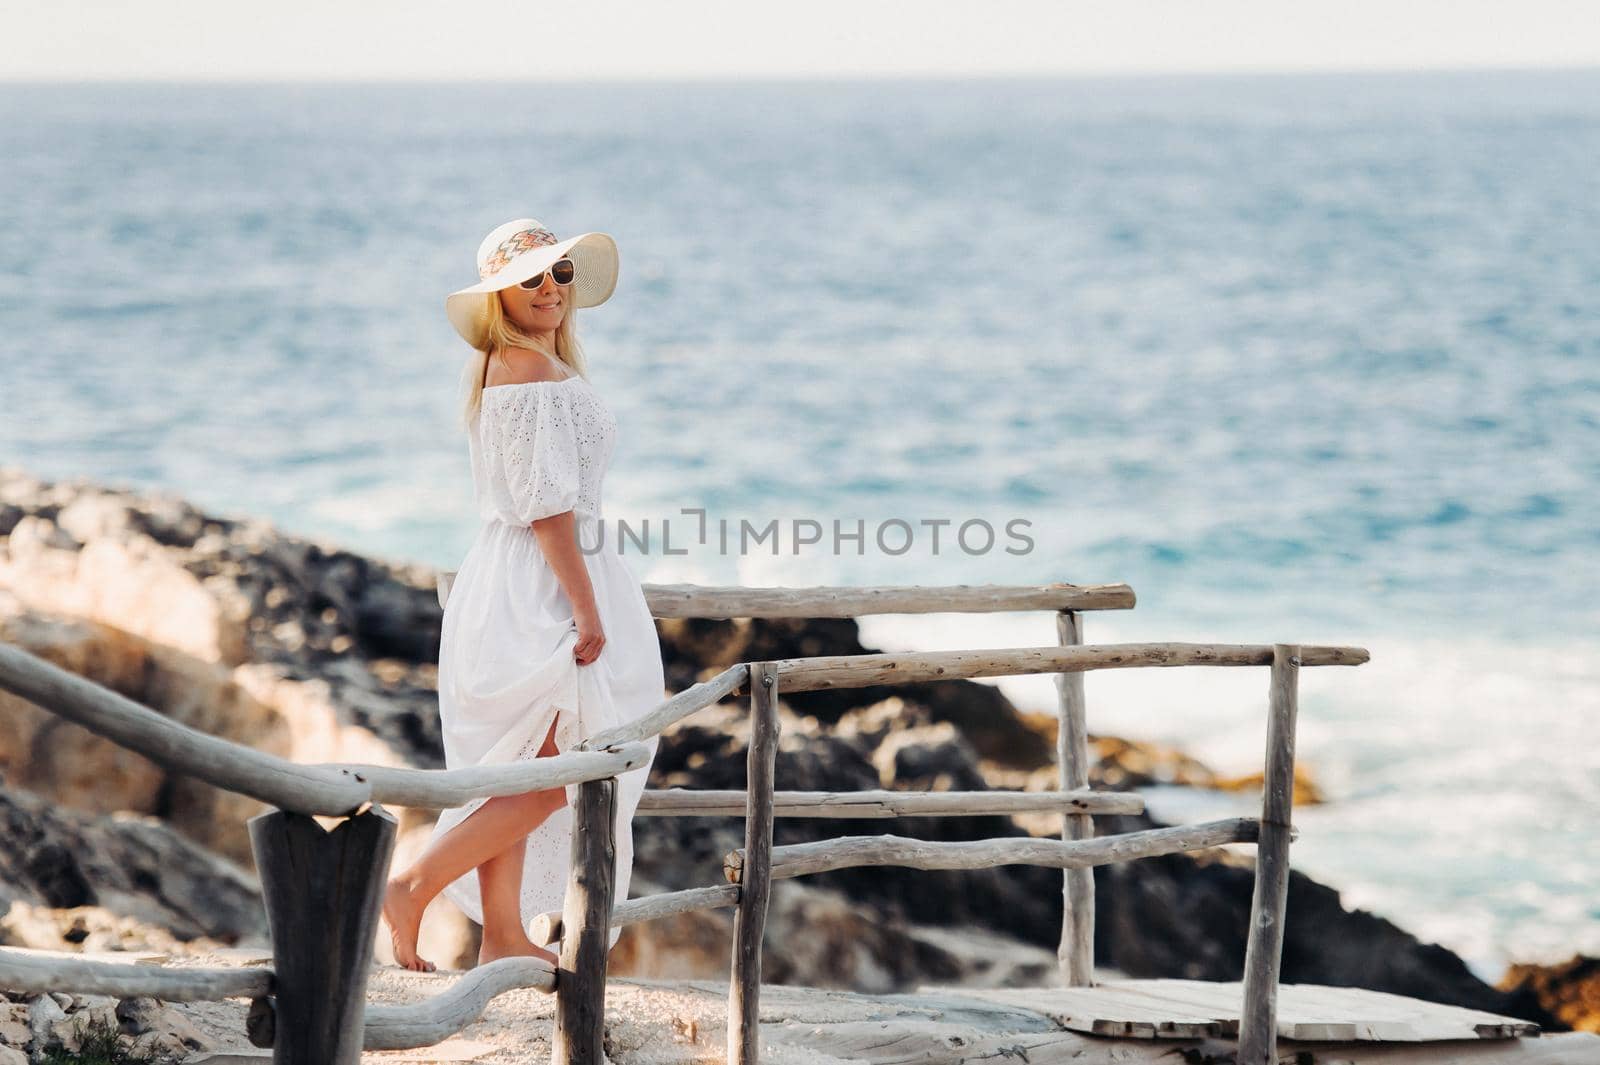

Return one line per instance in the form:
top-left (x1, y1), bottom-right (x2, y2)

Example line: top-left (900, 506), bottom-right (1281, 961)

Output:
top-left (529, 510), bottom-right (606, 665)
top-left (572, 601), bottom-right (606, 665)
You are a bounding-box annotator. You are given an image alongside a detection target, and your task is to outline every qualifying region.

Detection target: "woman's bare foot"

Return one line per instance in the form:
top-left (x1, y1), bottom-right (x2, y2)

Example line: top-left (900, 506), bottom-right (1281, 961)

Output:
top-left (478, 931), bottom-right (558, 968)
top-left (381, 874), bottom-right (436, 973)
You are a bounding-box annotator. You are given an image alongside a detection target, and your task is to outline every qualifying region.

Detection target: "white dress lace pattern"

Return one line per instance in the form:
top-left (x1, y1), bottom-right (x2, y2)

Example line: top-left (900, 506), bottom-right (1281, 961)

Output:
top-left (427, 374), bottom-right (665, 950)
top-left (471, 378), bottom-right (616, 525)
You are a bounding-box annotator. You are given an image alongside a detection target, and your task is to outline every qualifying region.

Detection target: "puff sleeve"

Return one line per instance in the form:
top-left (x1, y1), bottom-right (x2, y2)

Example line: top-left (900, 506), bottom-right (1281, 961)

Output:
top-left (483, 384), bottom-right (583, 523)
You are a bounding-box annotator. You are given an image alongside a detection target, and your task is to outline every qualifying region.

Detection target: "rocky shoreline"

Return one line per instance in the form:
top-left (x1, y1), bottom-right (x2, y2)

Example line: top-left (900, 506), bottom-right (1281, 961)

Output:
top-left (0, 465), bottom-right (1590, 1059)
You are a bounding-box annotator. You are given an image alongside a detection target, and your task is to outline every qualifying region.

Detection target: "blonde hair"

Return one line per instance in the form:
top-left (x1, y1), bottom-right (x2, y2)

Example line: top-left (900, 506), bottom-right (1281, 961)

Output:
top-left (457, 289), bottom-right (589, 427)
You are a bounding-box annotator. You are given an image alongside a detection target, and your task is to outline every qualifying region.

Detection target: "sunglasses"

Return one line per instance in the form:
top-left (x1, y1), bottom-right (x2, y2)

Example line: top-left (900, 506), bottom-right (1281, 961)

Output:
top-left (517, 258), bottom-right (576, 290)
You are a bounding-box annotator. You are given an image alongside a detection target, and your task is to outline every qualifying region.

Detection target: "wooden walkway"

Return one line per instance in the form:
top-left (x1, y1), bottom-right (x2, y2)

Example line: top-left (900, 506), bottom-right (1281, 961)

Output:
top-left (745, 977), bottom-right (1591, 1065)
top-left (933, 978), bottom-right (1541, 1042)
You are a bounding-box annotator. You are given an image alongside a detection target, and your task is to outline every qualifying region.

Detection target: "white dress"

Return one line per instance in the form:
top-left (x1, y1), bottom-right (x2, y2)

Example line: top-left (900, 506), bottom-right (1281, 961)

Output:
top-left (429, 372), bottom-right (664, 951)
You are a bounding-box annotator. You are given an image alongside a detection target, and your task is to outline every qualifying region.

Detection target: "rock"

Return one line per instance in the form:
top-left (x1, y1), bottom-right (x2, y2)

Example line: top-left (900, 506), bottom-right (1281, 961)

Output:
top-left (1, 898), bottom-right (195, 957)
top-left (0, 1003), bottom-right (30, 1046)
top-left (1500, 954), bottom-right (1599, 1032)
top-left (643, 695), bottom-right (1056, 949)
top-left (46, 1015), bottom-right (83, 1055)
top-left (608, 870), bottom-right (1061, 992)
top-left (655, 615), bottom-right (1054, 769)
top-left (41, 1002), bottom-right (140, 1058)
top-left (1088, 733), bottom-right (1222, 789)
top-left (114, 995), bottom-right (163, 1035)
top-left (1213, 766), bottom-right (1326, 805)
top-left (54, 493), bottom-right (134, 544)
top-left (0, 1045), bottom-right (24, 1065)
top-left (25, 994), bottom-right (64, 1050)
top-left (871, 720), bottom-right (990, 792)
top-left (0, 471), bottom-right (451, 875)
top-left (0, 599), bottom-right (433, 867)
top-left (0, 785), bottom-right (265, 944)
top-left (132, 1004), bottom-right (212, 1054)
top-left (6, 515), bottom-right (76, 554)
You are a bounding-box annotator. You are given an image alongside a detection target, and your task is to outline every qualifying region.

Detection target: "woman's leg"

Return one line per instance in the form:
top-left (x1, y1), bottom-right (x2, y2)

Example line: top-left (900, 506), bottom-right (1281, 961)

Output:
top-left (476, 713), bottom-right (564, 966)
top-left (382, 711), bottom-right (567, 971)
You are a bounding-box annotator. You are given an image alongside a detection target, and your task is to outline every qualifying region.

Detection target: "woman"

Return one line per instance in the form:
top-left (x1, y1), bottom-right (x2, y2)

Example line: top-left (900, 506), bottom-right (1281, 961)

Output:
top-left (381, 218), bottom-right (665, 973)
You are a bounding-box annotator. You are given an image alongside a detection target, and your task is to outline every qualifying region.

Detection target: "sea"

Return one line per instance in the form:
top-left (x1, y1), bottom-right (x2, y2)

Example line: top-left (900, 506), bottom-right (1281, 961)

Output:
top-left (1, 70), bottom-right (1596, 983)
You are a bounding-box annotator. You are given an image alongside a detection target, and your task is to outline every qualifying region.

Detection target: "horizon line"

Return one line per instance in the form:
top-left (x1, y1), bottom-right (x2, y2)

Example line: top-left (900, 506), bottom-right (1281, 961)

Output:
top-left (3, 62), bottom-right (1599, 87)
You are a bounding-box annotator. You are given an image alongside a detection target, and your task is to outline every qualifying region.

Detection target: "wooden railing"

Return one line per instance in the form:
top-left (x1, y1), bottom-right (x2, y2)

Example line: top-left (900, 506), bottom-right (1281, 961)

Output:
top-left (0, 580), bottom-right (1367, 1065)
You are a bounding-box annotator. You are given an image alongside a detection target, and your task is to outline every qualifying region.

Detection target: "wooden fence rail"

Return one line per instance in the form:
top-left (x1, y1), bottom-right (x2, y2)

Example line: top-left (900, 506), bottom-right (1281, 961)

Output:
top-left (722, 816), bottom-right (1271, 881)
top-left (0, 579), bottom-right (1355, 1065)
top-left (641, 581), bottom-right (1138, 617)
top-left (635, 786), bottom-right (1144, 818)
top-left (769, 641), bottom-right (1365, 691)
top-left (0, 949), bottom-right (272, 1002)
top-left (0, 644), bottom-right (654, 815)
top-left (530, 884), bottom-right (743, 948)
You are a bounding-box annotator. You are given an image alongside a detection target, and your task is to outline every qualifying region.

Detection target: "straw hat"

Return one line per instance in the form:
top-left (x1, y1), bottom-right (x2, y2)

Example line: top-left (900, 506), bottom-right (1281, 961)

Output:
top-left (445, 218), bottom-right (619, 344)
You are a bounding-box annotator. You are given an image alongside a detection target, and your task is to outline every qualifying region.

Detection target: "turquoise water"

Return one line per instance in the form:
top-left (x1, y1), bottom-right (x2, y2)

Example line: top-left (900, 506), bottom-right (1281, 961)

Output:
top-left (2, 71), bottom-right (1597, 978)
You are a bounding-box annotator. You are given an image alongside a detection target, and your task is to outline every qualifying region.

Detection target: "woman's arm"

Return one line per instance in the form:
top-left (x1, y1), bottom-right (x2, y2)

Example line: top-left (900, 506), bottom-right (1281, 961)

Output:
top-left (531, 511), bottom-right (605, 665)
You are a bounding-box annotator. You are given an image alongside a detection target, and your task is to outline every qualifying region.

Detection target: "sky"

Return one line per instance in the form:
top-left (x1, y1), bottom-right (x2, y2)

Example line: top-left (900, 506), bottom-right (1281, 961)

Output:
top-left (3, 0), bottom-right (1598, 81)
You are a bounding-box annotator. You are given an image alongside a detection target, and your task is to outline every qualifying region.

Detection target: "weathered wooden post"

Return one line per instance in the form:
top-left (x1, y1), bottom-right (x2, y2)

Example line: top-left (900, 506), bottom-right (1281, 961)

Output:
top-left (1238, 643), bottom-right (1301, 1064)
top-left (246, 802), bottom-right (397, 1065)
top-left (1054, 609), bottom-right (1094, 986)
top-left (728, 661), bottom-right (779, 1065)
top-left (552, 775), bottom-right (619, 1065)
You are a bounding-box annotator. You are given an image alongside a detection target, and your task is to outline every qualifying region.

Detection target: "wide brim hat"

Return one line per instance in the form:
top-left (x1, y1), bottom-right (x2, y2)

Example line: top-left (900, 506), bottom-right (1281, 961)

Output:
top-left (445, 217), bottom-right (619, 344)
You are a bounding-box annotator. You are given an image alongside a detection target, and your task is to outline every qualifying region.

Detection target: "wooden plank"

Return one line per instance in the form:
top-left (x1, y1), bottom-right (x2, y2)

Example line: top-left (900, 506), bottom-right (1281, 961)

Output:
top-left (930, 985), bottom-right (1222, 1039)
top-left (1276, 983), bottom-right (1452, 1040)
top-left (581, 663), bottom-right (750, 753)
top-left (438, 579), bottom-right (1140, 617)
top-left (1238, 644), bottom-right (1301, 1064)
top-left (1054, 609), bottom-right (1094, 987)
top-left (195, 1037), bottom-right (499, 1062)
top-left (340, 743), bottom-right (651, 809)
top-left (635, 786), bottom-right (1143, 818)
top-left (969, 980), bottom-right (1542, 1045)
top-left (1278, 983), bottom-right (1541, 1039)
top-left (0, 946), bottom-right (169, 966)
top-left (770, 641), bottom-right (1369, 692)
top-left (0, 641), bottom-right (370, 817)
top-left (726, 818), bottom-right (1261, 882)
top-left (1193, 1033), bottom-right (1595, 1064)
top-left (0, 945), bottom-right (270, 1001)
top-left (1080, 979), bottom-right (1249, 1038)
top-left (766, 1027), bottom-right (1594, 1065)
top-left (728, 661), bottom-right (779, 1065)
top-left (641, 581), bottom-right (1138, 618)
top-left (0, 641), bottom-right (649, 816)
top-left (1100, 978), bottom-right (1381, 1041)
top-left (552, 776), bottom-right (618, 1065)
top-left (530, 883), bottom-right (742, 947)
top-left (361, 957), bottom-right (555, 1050)
top-left (246, 802), bottom-right (397, 1065)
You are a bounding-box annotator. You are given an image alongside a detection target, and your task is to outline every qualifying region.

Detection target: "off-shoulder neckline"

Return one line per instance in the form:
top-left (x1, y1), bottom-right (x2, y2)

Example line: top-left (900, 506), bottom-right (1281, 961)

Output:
top-left (482, 376), bottom-right (589, 395)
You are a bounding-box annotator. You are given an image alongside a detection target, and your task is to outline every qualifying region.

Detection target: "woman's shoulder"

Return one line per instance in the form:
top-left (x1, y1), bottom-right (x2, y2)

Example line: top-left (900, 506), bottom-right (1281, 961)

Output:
top-left (484, 346), bottom-right (580, 388)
